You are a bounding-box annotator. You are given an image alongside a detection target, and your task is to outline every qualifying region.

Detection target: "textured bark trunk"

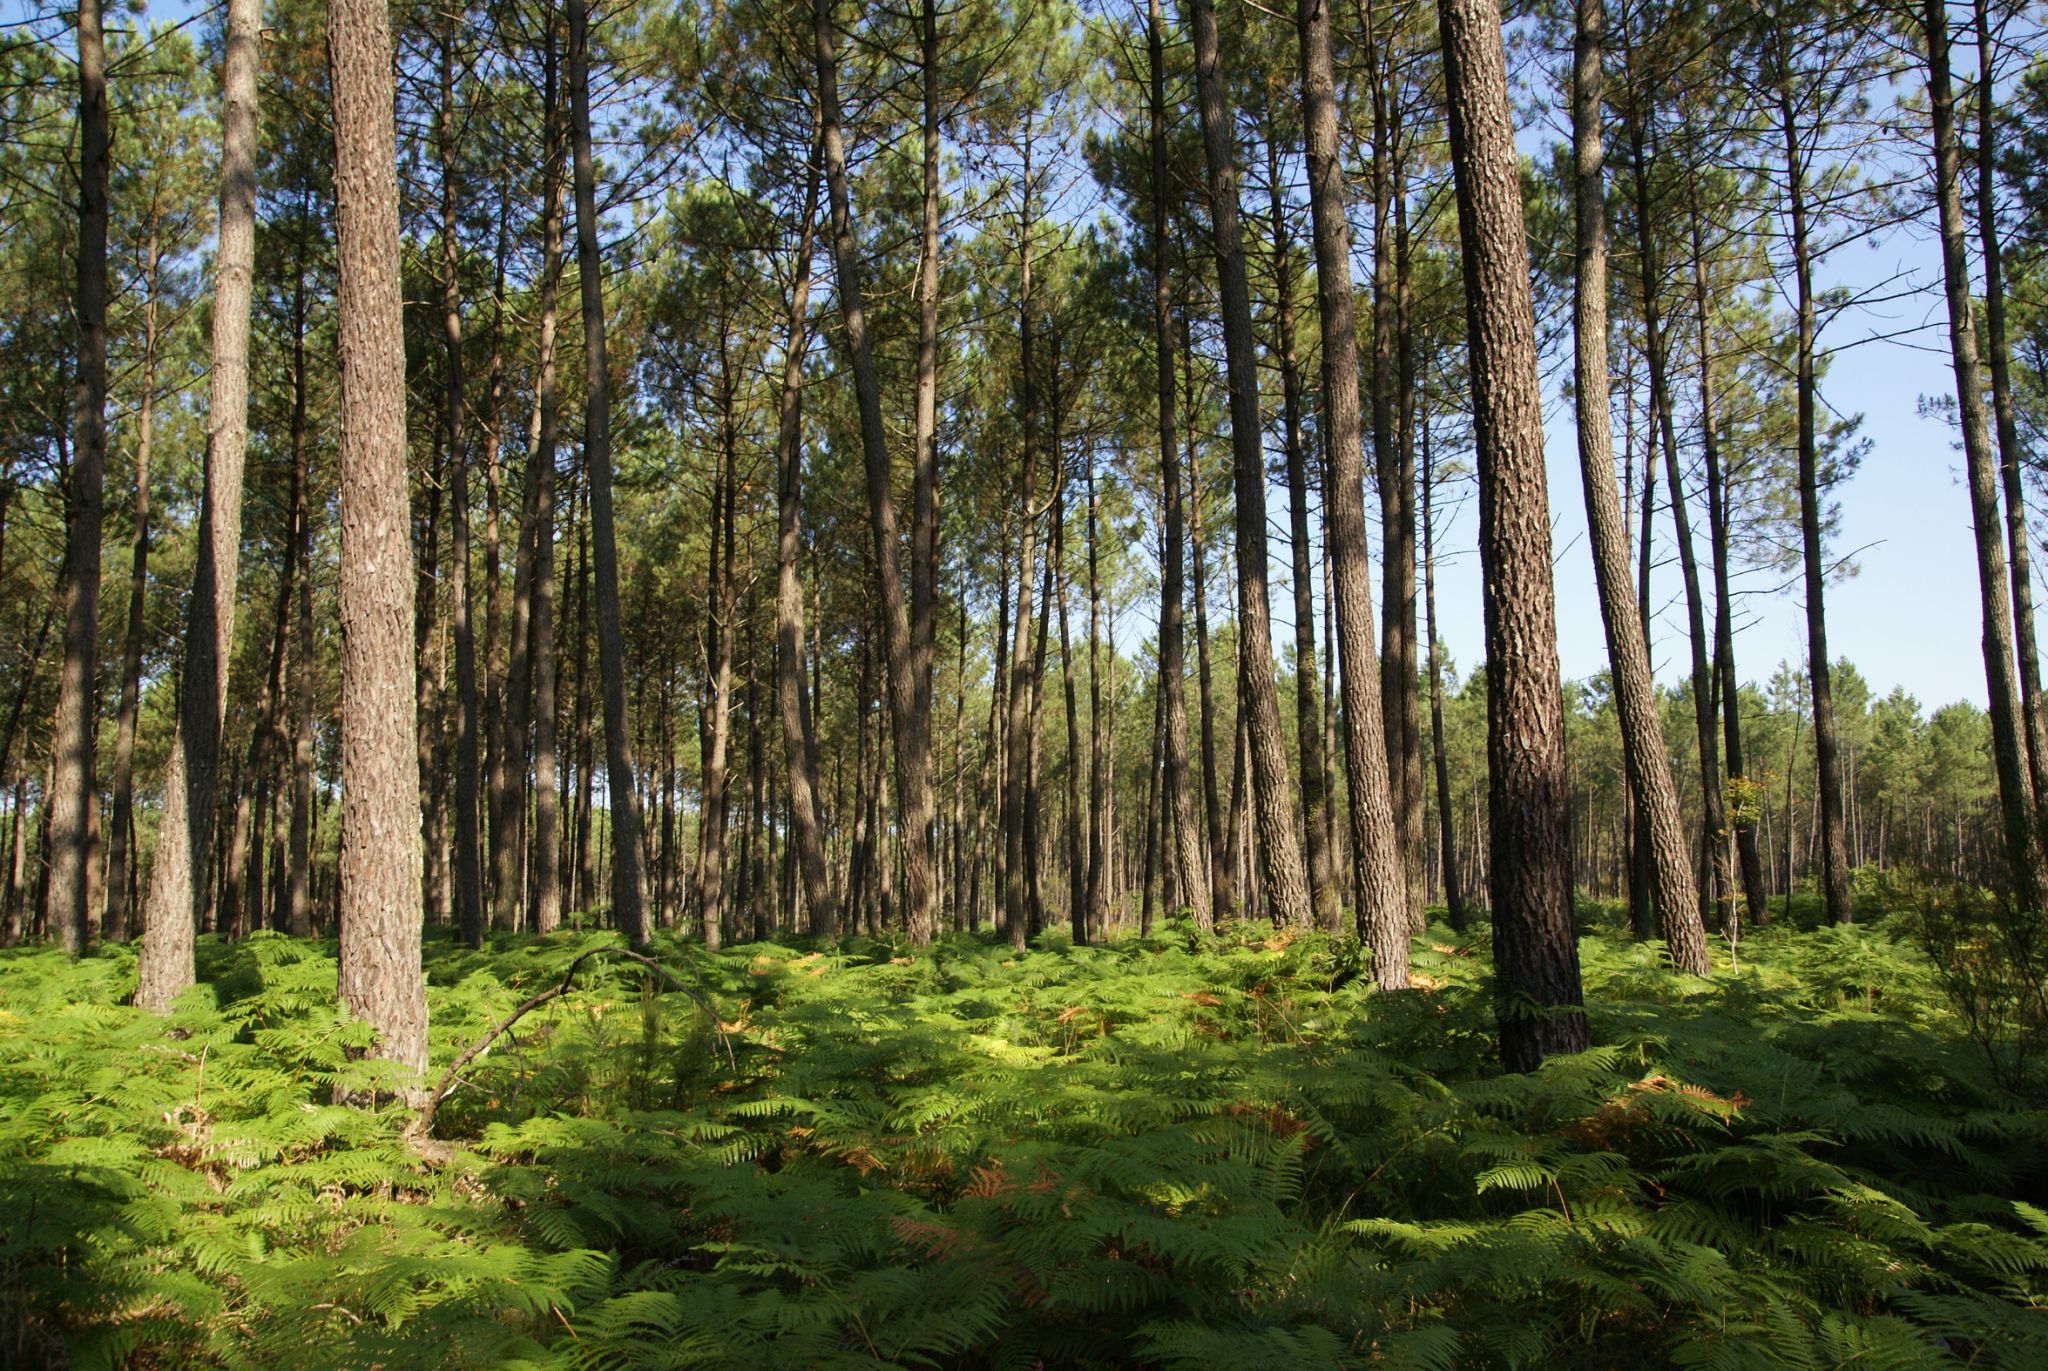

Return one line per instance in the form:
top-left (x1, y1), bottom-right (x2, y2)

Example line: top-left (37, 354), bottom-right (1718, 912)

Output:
top-left (1577, 4), bottom-right (1708, 974)
top-left (907, 0), bottom-right (942, 933)
top-left (330, 0), bottom-right (428, 1087)
top-left (1185, 323), bottom-right (1231, 916)
top-left (1295, 0), bottom-right (1408, 975)
top-left (288, 222), bottom-right (317, 939)
top-left (1187, 0), bottom-right (1312, 927)
top-left (569, 0), bottom-right (650, 943)
top-left (135, 0), bottom-right (258, 996)
top-left (50, 0), bottom-right (112, 956)
top-left (1439, 0), bottom-right (1589, 1069)
top-left (1925, 0), bottom-right (2041, 909)
top-left (1150, 0), bottom-right (1212, 929)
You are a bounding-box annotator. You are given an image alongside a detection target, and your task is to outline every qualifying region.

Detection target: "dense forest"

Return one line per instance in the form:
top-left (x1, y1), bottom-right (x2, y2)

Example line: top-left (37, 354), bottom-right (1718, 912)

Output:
top-left (6, 0), bottom-right (2048, 1363)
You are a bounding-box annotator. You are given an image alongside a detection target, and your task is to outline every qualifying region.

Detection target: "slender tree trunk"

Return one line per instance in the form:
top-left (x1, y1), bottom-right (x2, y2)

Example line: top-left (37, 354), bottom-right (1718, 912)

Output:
top-left (330, 0), bottom-right (427, 1086)
top-left (774, 143), bottom-right (835, 939)
top-left (1438, 0), bottom-right (1589, 1068)
top-left (1771, 33), bottom-right (1854, 925)
top-left (1148, 0), bottom-right (1211, 929)
top-left (1086, 446), bottom-right (1109, 930)
top-left (1574, 0), bottom-right (1708, 973)
top-left (1972, 0), bottom-right (2048, 820)
top-left (908, 0), bottom-right (942, 926)
top-left (1187, 0), bottom-right (1312, 927)
top-left (1421, 399), bottom-right (1465, 931)
top-left (105, 222), bottom-right (162, 943)
top-left (812, 0), bottom-right (936, 947)
top-left (1002, 131), bottom-right (1044, 951)
top-left (1265, 138), bottom-right (1341, 929)
top-left (439, 31), bottom-right (484, 948)
top-left (527, 33), bottom-right (566, 935)
top-left (568, 0), bottom-right (650, 943)
top-left (135, 0), bottom-right (258, 994)
top-left (287, 225), bottom-right (317, 939)
top-left (1296, 0), bottom-right (1407, 975)
top-left (1185, 325), bottom-right (1232, 915)
top-left (1925, 0), bottom-right (2041, 909)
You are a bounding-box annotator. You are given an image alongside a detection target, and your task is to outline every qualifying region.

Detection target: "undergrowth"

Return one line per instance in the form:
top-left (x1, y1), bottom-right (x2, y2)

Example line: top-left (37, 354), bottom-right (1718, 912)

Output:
top-left (3, 915), bottom-right (2045, 1368)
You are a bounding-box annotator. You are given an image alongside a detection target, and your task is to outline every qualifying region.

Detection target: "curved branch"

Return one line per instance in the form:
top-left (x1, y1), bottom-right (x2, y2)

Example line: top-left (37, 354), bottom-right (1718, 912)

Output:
top-left (409, 946), bottom-right (733, 1141)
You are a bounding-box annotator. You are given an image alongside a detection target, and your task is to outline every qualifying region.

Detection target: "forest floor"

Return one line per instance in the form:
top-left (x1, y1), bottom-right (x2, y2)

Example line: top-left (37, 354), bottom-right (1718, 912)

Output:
top-left (3, 901), bottom-right (2045, 1369)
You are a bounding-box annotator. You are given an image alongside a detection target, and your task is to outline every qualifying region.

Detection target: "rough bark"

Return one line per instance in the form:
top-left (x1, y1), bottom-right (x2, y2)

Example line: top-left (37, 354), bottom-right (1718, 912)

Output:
top-left (1296, 0), bottom-right (1407, 975)
top-left (529, 34), bottom-right (566, 936)
top-left (1925, 0), bottom-right (2041, 910)
top-left (1186, 0), bottom-right (1313, 927)
top-left (51, 0), bottom-right (112, 956)
top-left (1438, 0), bottom-right (1589, 1068)
top-left (1573, 0), bottom-right (1708, 974)
top-left (330, 0), bottom-right (428, 1086)
top-left (136, 0), bottom-right (259, 998)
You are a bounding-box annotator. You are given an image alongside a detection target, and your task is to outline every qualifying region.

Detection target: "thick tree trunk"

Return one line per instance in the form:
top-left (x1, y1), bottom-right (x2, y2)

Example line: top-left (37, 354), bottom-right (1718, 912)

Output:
top-left (569, 0), bottom-right (650, 943)
top-left (135, 0), bottom-right (258, 996)
top-left (50, 0), bottom-right (112, 955)
top-left (1575, 0), bottom-right (1708, 974)
top-left (1925, 0), bottom-right (2041, 909)
top-left (1439, 0), bottom-right (1589, 1068)
top-left (1296, 0), bottom-right (1407, 976)
top-left (1186, 0), bottom-right (1312, 927)
top-left (330, 0), bottom-right (428, 1086)
top-left (814, 0), bottom-right (937, 947)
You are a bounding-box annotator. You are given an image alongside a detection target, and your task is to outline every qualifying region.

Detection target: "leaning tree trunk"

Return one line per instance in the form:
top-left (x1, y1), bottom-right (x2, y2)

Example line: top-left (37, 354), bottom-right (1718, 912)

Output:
top-left (814, 0), bottom-right (938, 947)
top-left (568, 0), bottom-right (650, 944)
top-left (1186, 0), bottom-right (1312, 927)
top-left (1149, 0), bottom-right (1212, 927)
top-left (1438, 0), bottom-right (1589, 1069)
top-left (330, 0), bottom-right (428, 1087)
top-left (1573, 0), bottom-right (1709, 974)
top-left (1924, 0), bottom-right (2041, 910)
top-left (50, 0), bottom-right (112, 956)
top-left (1973, 0), bottom-right (2048, 826)
top-left (1296, 0), bottom-right (1407, 977)
top-left (136, 0), bottom-right (259, 1001)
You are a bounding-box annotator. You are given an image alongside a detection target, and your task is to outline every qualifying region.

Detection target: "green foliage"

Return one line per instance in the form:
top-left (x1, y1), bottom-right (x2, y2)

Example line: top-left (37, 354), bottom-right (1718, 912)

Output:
top-left (4, 921), bottom-right (2046, 1368)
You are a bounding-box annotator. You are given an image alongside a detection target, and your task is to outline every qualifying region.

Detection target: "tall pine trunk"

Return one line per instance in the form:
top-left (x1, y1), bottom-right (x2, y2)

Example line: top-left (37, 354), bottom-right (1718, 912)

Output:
top-left (1296, 0), bottom-right (1407, 976)
top-left (1186, 0), bottom-right (1312, 927)
top-left (1439, 0), bottom-right (1589, 1068)
top-left (331, 0), bottom-right (427, 1086)
top-left (136, 0), bottom-right (258, 997)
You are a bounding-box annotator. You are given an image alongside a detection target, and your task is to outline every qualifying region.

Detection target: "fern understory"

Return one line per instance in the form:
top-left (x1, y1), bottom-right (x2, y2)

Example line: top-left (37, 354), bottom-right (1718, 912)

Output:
top-left (3, 908), bottom-right (2045, 1369)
